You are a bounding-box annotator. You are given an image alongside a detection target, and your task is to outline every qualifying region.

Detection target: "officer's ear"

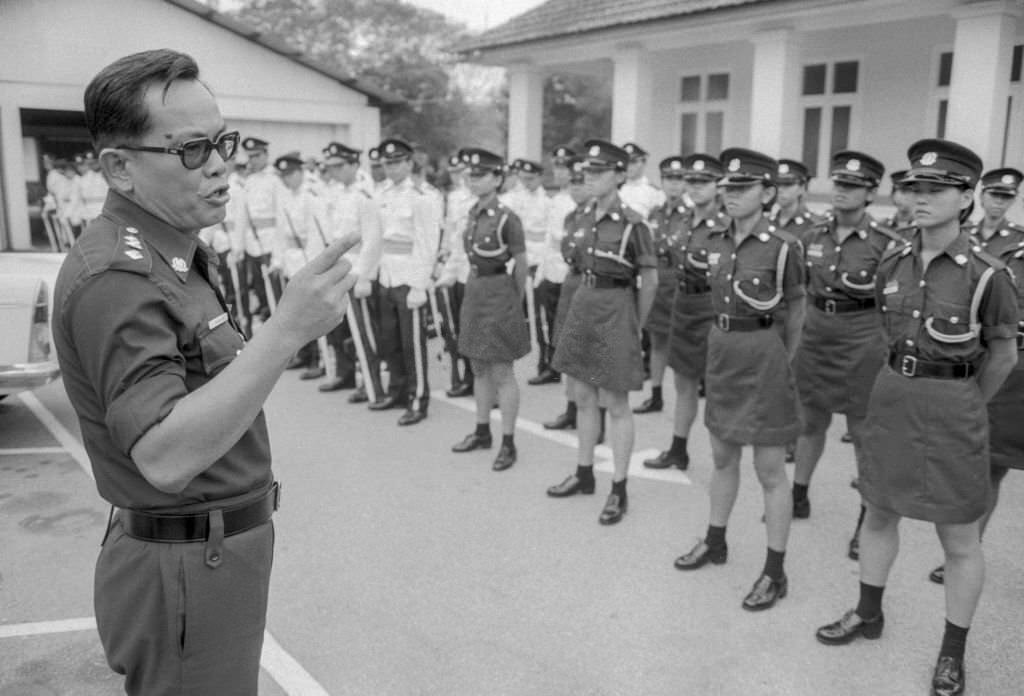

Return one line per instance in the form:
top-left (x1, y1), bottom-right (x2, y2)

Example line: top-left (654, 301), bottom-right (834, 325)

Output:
top-left (99, 147), bottom-right (134, 193)
top-left (865, 186), bottom-right (877, 205)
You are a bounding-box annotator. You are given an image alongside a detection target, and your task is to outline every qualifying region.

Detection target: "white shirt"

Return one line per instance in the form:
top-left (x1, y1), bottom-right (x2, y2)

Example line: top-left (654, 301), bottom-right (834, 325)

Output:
top-left (501, 185), bottom-right (550, 266)
top-left (443, 184), bottom-right (476, 283)
top-left (537, 188), bottom-right (577, 284)
top-left (619, 176), bottom-right (665, 219)
top-left (320, 180), bottom-right (382, 281)
top-left (238, 167), bottom-right (283, 256)
top-left (376, 177), bottom-right (440, 290)
top-left (69, 170), bottom-right (108, 225)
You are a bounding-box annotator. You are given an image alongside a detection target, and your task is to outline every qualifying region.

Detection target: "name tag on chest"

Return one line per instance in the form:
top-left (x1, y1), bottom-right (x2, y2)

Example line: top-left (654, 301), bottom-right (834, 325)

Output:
top-left (208, 312), bottom-right (229, 330)
top-left (807, 243), bottom-right (824, 258)
top-left (883, 280), bottom-right (899, 295)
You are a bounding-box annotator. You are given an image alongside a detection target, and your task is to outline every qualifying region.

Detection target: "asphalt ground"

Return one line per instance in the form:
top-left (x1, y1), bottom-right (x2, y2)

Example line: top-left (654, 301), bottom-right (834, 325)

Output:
top-left (2, 337), bottom-right (1024, 696)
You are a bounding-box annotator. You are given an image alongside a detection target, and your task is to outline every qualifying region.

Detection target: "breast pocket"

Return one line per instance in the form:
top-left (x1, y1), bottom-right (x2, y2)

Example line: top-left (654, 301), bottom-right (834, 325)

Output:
top-left (197, 317), bottom-right (245, 375)
top-left (924, 299), bottom-right (976, 344)
top-left (733, 264), bottom-right (781, 311)
top-left (839, 263), bottom-right (877, 295)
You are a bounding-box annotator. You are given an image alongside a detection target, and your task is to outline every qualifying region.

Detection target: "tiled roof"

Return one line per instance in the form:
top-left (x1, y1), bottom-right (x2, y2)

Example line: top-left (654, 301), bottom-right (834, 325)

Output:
top-left (165, 0), bottom-right (401, 106)
top-left (459, 0), bottom-right (777, 53)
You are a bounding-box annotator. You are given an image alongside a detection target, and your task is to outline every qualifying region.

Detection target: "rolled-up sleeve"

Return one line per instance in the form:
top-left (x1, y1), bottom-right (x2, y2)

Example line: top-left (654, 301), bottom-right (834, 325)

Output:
top-left (980, 267), bottom-right (1019, 342)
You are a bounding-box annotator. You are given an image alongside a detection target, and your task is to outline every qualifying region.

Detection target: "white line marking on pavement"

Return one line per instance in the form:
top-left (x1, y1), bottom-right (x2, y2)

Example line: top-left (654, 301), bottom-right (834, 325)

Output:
top-left (432, 390), bottom-right (691, 485)
top-left (0, 617), bottom-right (96, 639)
top-left (15, 393), bottom-right (331, 696)
top-left (0, 447), bottom-right (68, 456)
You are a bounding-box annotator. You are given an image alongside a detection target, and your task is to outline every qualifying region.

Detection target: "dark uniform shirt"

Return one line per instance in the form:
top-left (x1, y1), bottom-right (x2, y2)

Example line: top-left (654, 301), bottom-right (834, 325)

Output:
top-left (561, 204), bottom-right (588, 272)
top-left (770, 204), bottom-right (822, 246)
top-left (53, 191), bottom-right (272, 512)
top-left (464, 195), bottom-right (525, 274)
top-left (670, 208), bottom-right (730, 293)
top-left (876, 229), bottom-right (1018, 364)
top-left (706, 215), bottom-right (805, 318)
top-left (648, 199), bottom-right (686, 269)
top-left (968, 218), bottom-right (1024, 327)
top-left (803, 212), bottom-right (904, 301)
top-left (572, 195), bottom-right (657, 280)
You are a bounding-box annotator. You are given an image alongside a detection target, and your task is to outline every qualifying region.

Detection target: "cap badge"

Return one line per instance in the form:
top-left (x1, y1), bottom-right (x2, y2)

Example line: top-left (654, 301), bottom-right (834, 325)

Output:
top-left (728, 158), bottom-right (741, 172)
top-left (385, 143), bottom-right (395, 154)
top-left (670, 161), bottom-right (682, 170)
top-left (921, 152), bottom-right (938, 166)
top-left (589, 145), bottom-right (600, 157)
top-left (1003, 174), bottom-right (1016, 185)
top-left (693, 160), bottom-right (705, 171)
top-left (779, 163), bottom-right (790, 174)
top-left (171, 257), bottom-right (189, 273)
top-left (470, 153), bottom-right (480, 165)
top-left (846, 159), bottom-right (861, 172)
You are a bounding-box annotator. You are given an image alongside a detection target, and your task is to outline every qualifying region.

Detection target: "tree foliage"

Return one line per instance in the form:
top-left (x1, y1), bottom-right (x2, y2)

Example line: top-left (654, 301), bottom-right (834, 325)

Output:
top-left (543, 73), bottom-right (612, 156)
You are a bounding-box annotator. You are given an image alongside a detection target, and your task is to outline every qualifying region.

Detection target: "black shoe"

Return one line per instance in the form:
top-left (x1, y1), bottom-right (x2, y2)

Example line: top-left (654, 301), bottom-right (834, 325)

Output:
top-left (348, 387), bottom-right (369, 404)
top-left (643, 450), bottom-right (689, 471)
top-left (446, 382), bottom-right (474, 398)
top-left (847, 534), bottom-right (860, 561)
top-left (285, 356), bottom-right (308, 370)
top-left (929, 564), bottom-right (945, 585)
top-left (300, 366), bottom-right (326, 380)
top-left (318, 375), bottom-right (355, 392)
top-left (452, 432), bottom-right (492, 452)
top-left (368, 394), bottom-right (401, 411)
top-left (793, 497), bottom-right (811, 519)
top-left (543, 412), bottom-right (576, 430)
top-left (674, 540), bottom-right (728, 570)
top-left (492, 443), bottom-right (516, 471)
top-left (742, 573), bottom-right (788, 611)
top-left (632, 396), bottom-right (663, 414)
top-left (841, 431), bottom-right (854, 443)
top-left (815, 609), bottom-right (884, 645)
top-left (546, 474), bottom-right (595, 497)
top-left (931, 655), bottom-right (965, 696)
top-left (527, 368), bottom-right (561, 386)
top-left (397, 409), bottom-right (427, 426)
top-left (598, 493), bottom-right (627, 525)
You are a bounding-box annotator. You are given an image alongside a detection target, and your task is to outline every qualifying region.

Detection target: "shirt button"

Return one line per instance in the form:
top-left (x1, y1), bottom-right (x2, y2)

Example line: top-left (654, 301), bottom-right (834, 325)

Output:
top-left (835, 246), bottom-right (841, 253)
top-left (919, 280), bottom-right (926, 287)
top-left (825, 286), bottom-right (833, 292)
top-left (829, 265), bottom-right (836, 272)
top-left (726, 274), bottom-right (732, 280)
top-left (209, 553), bottom-right (220, 562)
top-left (906, 339), bottom-right (914, 347)
top-left (724, 297), bottom-right (730, 303)
top-left (731, 253), bottom-right (737, 259)
top-left (912, 310), bottom-right (920, 318)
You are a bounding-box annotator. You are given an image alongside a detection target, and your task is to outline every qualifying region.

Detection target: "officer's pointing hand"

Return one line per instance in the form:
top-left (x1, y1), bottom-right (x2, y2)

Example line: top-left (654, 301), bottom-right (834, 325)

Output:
top-left (274, 234), bottom-right (359, 346)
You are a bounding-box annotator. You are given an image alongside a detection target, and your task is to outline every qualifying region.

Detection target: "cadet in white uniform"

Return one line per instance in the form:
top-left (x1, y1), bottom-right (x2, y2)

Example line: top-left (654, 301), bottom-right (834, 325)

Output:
top-left (619, 143), bottom-right (666, 219)
top-left (236, 136), bottom-right (283, 335)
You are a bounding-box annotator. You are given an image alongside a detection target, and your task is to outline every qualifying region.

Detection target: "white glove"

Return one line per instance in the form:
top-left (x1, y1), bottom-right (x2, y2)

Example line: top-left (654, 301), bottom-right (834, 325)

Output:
top-left (353, 278), bottom-right (373, 299)
top-left (406, 288), bottom-right (428, 309)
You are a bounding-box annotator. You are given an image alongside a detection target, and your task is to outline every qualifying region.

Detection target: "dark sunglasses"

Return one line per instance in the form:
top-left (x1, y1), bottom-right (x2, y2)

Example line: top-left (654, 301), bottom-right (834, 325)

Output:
top-left (661, 173), bottom-right (685, 181)
top-left (117, 130), bottom-right (240, 170)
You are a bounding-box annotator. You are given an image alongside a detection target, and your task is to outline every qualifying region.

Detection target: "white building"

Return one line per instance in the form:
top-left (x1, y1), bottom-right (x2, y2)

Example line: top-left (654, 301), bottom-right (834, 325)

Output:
top-left (461, 0), bottom-right (1024, 202)
top-left (0, 0), bottom-right (396, 251)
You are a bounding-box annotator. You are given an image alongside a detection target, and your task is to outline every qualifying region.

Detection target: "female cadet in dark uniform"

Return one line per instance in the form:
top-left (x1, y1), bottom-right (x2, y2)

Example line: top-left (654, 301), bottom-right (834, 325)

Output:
top-left (543, 157), bottom-right (590, 431)
top-left (928, 166), bottom-right (1024, 585)
top-left (447, 149), bottom-right (530, 471)
top-left (674, 148), bottom-right (806, 613)
top-left (644, 154), bottom-right (727, 471)
top-left (546, 140), bottom-right (658, 525)
top-left (633, 156), bottom-right (689, 415)
top-left (816, 140), bottom-right (1018, 696)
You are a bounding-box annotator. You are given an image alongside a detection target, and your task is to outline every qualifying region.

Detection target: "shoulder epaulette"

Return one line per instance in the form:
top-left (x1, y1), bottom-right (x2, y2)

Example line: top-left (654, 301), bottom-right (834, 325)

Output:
top-left (970, 244), bottom-right (1006, 271)
top-left (881, 238), bottom-right (912, 263)
top-left (869, 219), bottom-right (906, 245)
top-left (765, 223), bottom-right (799, 246)
top-left (622, 206), bottom-right (645, 224)
top-left (81, 223), bottom-right (153, 276)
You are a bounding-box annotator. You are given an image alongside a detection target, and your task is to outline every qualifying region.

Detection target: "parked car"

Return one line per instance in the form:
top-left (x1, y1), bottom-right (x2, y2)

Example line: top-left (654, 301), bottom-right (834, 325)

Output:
top-left (0, 274), bottom-right (60, 399)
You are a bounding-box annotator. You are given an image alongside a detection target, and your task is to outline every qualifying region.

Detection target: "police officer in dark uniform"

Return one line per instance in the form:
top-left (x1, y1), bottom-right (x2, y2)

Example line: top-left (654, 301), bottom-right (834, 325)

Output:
top-left (885, 169), bottom-right (915, 231)
top-left (816, 140), bottom-right (1018, 696)
top-left (674, 148), bottom-right (806, 613)
top-left (52, 50), bottom-right (356, 695)
top-left (770, 158), bottom-right (822, 243)
top-left (644, 153), bottom-right (727, 471)
top-left (546, 140), bottom-right (658, 525)
top-left (927, 166), bottom-right (1024, 585)
top-left (447, 149), bottom-right (530, 470)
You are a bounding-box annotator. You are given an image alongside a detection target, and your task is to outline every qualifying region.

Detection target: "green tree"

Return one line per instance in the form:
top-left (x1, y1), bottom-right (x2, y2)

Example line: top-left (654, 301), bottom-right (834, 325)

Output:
top-left (543, 73), bottom-right (612, 156)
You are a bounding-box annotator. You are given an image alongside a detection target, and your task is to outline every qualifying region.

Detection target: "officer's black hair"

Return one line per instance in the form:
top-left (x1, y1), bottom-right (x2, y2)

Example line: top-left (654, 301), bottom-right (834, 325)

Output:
top-left (84, 49), bottom-right (203, 152)
top-left (959, 198), bottom-right (975, 224)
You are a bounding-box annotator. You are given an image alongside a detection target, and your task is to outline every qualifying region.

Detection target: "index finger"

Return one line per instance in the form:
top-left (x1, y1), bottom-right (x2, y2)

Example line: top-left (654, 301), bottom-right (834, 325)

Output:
top-left (307, 233), bottom-right (360, 276)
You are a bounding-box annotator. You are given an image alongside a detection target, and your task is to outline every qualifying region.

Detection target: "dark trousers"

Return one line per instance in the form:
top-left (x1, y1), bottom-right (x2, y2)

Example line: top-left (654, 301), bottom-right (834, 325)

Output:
top-left (239, 253), bottom-right (281, 327)
top-left (326, 290), bottom-right (383, 397)
top-left (377, 283), bottom-right (430, 412)
top-left (534, 278), bottom-right (562, 371)
top-left (437, 283), bottom-right (473, 389)
top-left (95, 517), bottom-right (274, 696)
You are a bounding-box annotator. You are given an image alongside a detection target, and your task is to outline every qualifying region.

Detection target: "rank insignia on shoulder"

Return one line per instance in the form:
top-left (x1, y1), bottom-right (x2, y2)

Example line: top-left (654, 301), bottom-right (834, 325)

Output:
top-left (126, 227), bottom-right (139, 234)
top-left (171, 257), bottom-right (189, 273)
top-left (124, 237), bottom-right (142, 250)
top-left (125, 250), bottom-right (143, 261)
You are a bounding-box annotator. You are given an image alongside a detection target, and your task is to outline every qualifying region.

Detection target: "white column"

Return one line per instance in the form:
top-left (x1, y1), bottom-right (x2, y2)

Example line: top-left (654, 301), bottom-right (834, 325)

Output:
top-left (748, 29), bottom-right (799, 156)
top-left (506, 63), bottom-right (544, 160)
top-left (946, 1), bottom-right (1020, 166)
top-left (611, 44), bottom-right (653, 146)
top-left (0, 99), bottom-right (30, 249)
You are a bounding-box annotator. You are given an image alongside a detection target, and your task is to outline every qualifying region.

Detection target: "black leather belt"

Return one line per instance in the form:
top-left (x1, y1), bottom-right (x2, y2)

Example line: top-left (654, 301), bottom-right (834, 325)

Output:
top-left (812, 295), bottom-right (876, 314)
top-left (581, 272), bottom-right (632, 289)
top-left (470, 265), bottom-right (506, 277)
top-left (657, 256), bottom-right (673, 268)
top-left (888, 353), bottom-right (975, 379)
top-left (714, 313), bottom-right (774, 332)
top-left (120, 483), bottom-right (281, 543)
top-left (679, 280), bottom-right (711, 295)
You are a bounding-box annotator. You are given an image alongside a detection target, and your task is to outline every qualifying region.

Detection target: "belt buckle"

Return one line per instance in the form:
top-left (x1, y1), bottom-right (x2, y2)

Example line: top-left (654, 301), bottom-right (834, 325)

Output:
top-left (900, 355), bottom-right (917, 377)
top-left (716, 314), bottom-right (730, 331)
top-left (824, 298), bottom-right (837, 314)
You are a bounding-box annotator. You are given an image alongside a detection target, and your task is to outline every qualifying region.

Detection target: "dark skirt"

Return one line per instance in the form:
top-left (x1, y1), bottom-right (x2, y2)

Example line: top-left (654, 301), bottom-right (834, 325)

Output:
top-left (793, 307), bottom-right (886, 419)
top-left (643, 267), bottom-right (677, 338)
top-left (703, 324), bottom-right (800, 446)
top-left (861, 368), bottom-right (989, 524)
top-left (667, 292), bottom-right (714, 379)
top-left (458, 274), bottom-right (530, 363)
top-left (988, 360), bottom-right (1024, 471)
top-left (552, 284), bottom-right (643, 392)
top-left (553, 270), bottom-right (581, 346)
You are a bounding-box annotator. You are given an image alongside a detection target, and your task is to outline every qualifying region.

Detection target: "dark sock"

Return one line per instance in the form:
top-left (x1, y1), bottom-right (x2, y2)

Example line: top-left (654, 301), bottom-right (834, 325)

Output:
top-left (855, 581), bottom-right (885, 620)
top-left (611, 478), bottom-right (627, 497)
top-left (763, 547), bottom-right (786, 580)
top-left (793, 483), bottom-right (809, 503)
top-left (501, 434), bottom-right (515, 448)
top-left (939, 620), bottom-right (969, 660)
top-left (475, 422), bottom-right (491, 438)
top-left (651, 385), bottom-right (663, 402)
top-left (668, 435), bottom-right (688, 457)
top-left (566, 400), bottom-right (577, 417)
top-left (705, 525), bottom-right (727, 550)
top-left (575, 464), bottom-right (594, 481)
top-left (855, 505), bottom-right (866, 533)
